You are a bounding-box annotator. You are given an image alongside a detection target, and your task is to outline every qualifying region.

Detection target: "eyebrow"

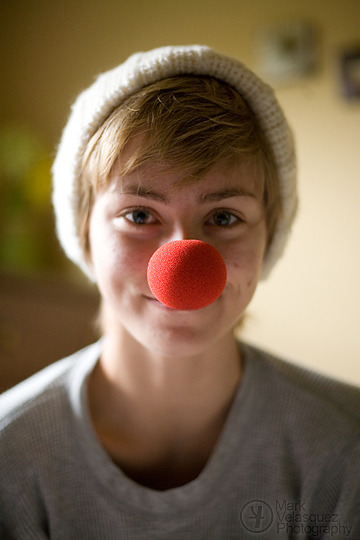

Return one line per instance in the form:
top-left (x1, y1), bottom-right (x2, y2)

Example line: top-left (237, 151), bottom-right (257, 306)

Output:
top-left (117, 184), bottom-right (257, 204)
top-left (199, 188), bottom-right (256, 203)
top-left (116, 184), bottom-right (168, 202)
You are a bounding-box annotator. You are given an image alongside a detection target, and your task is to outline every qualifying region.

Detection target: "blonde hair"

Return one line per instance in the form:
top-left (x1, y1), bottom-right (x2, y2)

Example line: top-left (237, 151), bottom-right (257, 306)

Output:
top-left (80, 75), bottom-right (281, 258)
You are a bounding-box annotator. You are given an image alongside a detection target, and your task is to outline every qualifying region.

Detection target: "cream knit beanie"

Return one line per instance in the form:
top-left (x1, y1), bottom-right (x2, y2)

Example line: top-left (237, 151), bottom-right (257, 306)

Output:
top-left (52, 45), bottom-right (297, 280)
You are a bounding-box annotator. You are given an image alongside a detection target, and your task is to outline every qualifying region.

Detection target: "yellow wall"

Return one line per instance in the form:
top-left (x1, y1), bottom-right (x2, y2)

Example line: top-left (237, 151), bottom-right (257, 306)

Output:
top-left (1, 0), bottom-right (359, 383)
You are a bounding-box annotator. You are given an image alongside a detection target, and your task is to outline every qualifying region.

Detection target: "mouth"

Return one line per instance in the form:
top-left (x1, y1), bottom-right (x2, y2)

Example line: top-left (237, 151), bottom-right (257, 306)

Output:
top-left (143, 294), bottom-right (185, 311)
top-left (142, 294), bottom-right (215, 313)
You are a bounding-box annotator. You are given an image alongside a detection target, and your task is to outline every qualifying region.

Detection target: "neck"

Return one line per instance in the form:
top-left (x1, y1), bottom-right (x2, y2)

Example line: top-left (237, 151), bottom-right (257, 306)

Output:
top-left (88, 323), bottom-right (242, 489)
top-left (99, 323), bottom-right (240, 409)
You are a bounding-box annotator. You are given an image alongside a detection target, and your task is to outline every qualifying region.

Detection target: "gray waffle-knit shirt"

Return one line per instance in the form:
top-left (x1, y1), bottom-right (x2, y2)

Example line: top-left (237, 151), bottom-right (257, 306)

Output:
top-left (1, 340), bottom-right (360, 539)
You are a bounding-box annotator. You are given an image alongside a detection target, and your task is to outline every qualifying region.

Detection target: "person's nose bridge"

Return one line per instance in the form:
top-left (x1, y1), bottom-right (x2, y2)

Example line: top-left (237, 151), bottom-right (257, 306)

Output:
top-left (167, 218), bottom-right (203, 243)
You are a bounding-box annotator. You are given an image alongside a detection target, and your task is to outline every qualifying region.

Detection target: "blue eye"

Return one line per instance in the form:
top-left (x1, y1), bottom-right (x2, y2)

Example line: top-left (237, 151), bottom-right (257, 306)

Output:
top-left (210, 211), bottom-right (238, 227)
top-left (126, 209), bottom-right (154, 225)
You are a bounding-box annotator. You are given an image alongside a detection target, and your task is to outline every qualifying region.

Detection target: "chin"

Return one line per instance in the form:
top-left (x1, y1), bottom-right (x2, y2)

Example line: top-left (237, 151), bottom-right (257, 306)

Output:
top-left (140, 316), bottom-right (236, 359)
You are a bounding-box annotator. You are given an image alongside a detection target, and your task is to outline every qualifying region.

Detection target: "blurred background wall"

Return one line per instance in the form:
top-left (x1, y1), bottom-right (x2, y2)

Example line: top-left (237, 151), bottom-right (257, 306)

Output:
top-left (0, 0), bottom-right (359, 386)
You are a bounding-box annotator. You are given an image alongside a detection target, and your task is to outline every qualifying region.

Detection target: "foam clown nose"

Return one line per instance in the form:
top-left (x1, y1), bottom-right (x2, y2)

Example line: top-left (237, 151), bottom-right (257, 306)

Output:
top-left (147, 240), bottom-right (227, 310)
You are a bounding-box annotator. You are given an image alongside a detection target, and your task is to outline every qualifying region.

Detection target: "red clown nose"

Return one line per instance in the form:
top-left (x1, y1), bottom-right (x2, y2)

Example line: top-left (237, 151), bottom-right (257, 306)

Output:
top-left (147, 240), bottom-right (227, 310)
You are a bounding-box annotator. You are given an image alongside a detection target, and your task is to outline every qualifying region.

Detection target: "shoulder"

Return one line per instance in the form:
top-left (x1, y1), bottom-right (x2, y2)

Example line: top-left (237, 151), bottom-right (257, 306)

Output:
top-left (0, 341), bottom-right (101, 433)
top-left (0, 342), bottom-right (100, 537)
top-left (239, 342), bottom-right (360, 516)
top-left (241, 342), bottom-right (360, 446)
top-left (240, 345), bottom-right (360, 525)
top-left (0, 341), bottom-right (101, 529)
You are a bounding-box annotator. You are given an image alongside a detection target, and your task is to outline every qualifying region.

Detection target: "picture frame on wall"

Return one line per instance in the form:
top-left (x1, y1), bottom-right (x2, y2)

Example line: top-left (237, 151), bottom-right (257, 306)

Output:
top-left (340, 47), bottom-right (360, 100)
top-left (255, 21), bottom-right (317, 84)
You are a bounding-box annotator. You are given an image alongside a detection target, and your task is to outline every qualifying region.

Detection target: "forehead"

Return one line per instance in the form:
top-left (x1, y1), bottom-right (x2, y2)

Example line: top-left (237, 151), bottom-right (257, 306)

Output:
top-left (109, 146), bottom-right (265, 197)
top-left (109, 156), bottom-right (265, 201)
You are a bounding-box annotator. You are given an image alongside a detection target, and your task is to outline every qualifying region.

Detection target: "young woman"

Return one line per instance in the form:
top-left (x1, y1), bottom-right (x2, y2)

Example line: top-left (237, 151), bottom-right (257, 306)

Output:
top-left (1, 45), bottom-right (359, 539)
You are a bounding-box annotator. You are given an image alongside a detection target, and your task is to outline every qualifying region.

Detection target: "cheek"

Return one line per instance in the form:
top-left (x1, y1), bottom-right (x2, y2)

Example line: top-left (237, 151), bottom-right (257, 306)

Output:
top-left (88, 211), bottom-right (147, 285)
top-left (227, 253), bottom-right (259, 291)
top-left (92, 234), bottom-right (149, 284)
top-left (89, 220), bottom-right (157, 292)
top-left (224, 237), bottom-right (267, 292)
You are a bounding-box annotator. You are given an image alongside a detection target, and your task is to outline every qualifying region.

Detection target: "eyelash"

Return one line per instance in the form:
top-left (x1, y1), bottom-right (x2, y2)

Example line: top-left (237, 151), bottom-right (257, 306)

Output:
top-left (206, 210), bottom-right (242, 228)
top-left (120, 207), bottom-right (243, 229)
top-left (123, 207), bottom-right (157, 225)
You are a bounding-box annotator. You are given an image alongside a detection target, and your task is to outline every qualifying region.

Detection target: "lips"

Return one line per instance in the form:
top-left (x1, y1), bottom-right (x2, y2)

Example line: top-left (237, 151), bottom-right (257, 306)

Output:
top-left (143, 294), bottom-right (184, 311)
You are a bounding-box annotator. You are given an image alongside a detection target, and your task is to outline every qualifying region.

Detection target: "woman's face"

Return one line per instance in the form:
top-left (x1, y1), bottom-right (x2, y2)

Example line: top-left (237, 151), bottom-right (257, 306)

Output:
top-left (88, 154), bottom-right (267, 359)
